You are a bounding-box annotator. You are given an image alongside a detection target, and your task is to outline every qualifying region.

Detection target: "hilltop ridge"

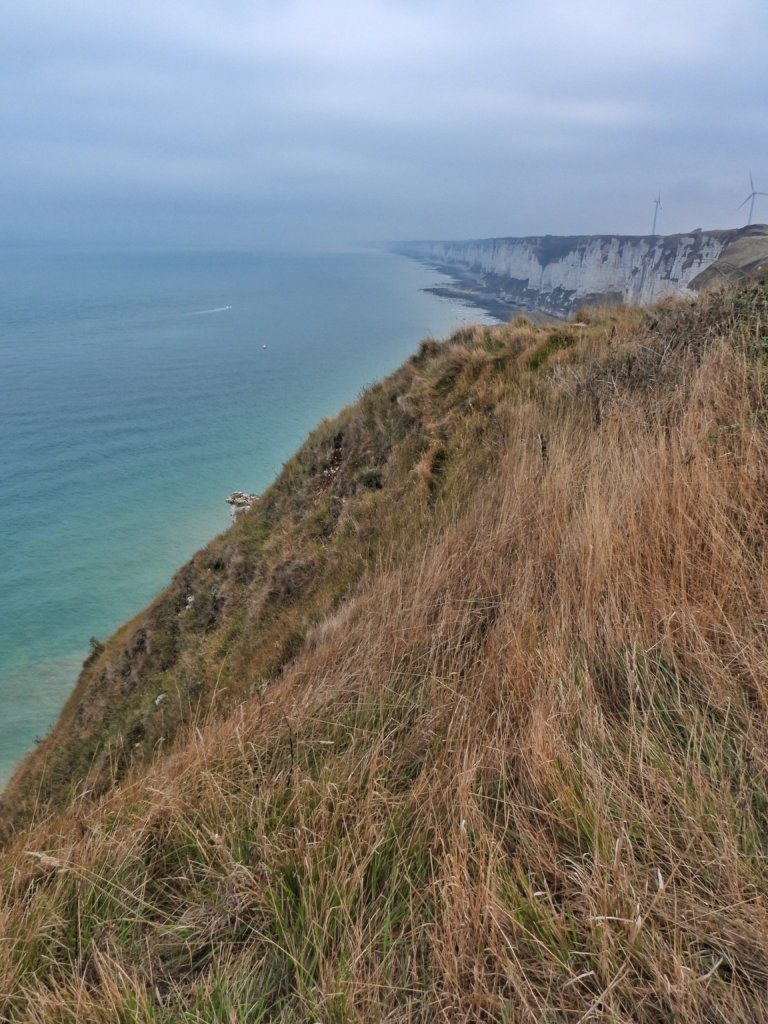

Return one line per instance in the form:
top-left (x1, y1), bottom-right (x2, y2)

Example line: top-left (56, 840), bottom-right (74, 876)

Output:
top-left (396, 223), bottom-right (768, 319)
top-left (3, 276), bottom-right (768, 1020)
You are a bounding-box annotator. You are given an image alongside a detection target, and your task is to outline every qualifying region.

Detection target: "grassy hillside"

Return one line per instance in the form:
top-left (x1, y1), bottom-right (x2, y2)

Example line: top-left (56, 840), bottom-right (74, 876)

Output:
top-left (692, 224), bottom-right (768, 291)
top-left (2, 277), bottom-right (768, 1021)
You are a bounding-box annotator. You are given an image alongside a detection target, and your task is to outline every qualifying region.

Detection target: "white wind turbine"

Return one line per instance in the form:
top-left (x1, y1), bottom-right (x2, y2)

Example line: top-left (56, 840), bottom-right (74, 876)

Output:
top-left (738, 173), bottom-right (768, 225)
top-left (651, 192), bottom-right (662, 235)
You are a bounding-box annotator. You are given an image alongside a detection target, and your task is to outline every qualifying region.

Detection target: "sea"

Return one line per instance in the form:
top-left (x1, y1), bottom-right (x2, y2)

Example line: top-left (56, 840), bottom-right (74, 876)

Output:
top-left (0, 247), bottom-right (496, 784)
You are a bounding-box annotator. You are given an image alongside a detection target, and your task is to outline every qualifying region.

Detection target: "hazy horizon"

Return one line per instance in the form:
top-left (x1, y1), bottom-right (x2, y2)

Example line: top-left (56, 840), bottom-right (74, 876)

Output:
top-left (3, 0), bottom-right (767, 249)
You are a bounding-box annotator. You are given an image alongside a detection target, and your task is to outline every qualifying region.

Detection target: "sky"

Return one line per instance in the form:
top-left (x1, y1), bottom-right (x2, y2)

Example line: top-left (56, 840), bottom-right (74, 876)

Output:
top-left (2, 0), bottom-right (767, 248)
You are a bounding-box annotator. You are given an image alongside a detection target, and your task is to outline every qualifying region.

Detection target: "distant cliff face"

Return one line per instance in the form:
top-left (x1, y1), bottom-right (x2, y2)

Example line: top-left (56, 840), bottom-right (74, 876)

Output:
top-left (397, 225), bottom-right (768, 318)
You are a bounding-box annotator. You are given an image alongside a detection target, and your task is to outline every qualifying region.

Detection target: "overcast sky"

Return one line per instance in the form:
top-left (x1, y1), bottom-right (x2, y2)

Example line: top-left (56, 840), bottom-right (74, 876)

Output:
top-left (2, 0), bottom-right (767, 248)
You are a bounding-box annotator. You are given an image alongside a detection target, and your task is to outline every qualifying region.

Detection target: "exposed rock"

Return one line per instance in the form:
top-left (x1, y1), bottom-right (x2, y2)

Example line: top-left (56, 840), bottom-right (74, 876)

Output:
top-left (395, 224), bottom-right (768, 318)
top-left (226, 491), bottom-right (257, 522)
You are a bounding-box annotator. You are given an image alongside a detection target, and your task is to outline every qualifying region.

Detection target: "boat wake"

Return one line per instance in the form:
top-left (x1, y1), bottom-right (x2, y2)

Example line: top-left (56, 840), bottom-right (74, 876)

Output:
top-left (187, 305), bottom-right (232, 316)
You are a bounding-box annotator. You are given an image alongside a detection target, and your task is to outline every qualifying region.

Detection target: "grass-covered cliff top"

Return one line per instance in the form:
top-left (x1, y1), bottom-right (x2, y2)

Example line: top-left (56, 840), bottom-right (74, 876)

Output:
top-left (3, 277), bottom-right (768, 1021)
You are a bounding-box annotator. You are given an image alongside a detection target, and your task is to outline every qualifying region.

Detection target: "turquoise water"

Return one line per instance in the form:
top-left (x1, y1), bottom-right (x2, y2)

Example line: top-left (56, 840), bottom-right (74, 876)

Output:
top-left (0, 248), bottom-right (495, 782)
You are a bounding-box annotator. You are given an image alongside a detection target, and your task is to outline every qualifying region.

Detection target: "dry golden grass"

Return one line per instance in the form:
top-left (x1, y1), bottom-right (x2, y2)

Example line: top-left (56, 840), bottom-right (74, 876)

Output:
top-left (2, 280), bottom-right (768, 1021)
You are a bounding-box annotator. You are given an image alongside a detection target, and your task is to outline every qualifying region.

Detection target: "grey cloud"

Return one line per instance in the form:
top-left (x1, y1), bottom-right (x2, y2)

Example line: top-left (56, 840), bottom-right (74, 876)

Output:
top-left (2, 0), bottom-right (767, 247)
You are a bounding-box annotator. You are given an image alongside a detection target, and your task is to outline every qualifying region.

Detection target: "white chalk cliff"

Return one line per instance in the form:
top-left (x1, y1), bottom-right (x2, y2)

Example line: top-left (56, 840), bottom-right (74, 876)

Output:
top-left (396, 225), bottom-right (768, 318)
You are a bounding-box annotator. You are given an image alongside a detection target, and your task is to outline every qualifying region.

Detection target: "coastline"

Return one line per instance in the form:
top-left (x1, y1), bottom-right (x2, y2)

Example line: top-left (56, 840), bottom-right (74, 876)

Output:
top-left (397, 227), bottom-right (768, 322)
top-left (415, 258), bottom-right (561, 324)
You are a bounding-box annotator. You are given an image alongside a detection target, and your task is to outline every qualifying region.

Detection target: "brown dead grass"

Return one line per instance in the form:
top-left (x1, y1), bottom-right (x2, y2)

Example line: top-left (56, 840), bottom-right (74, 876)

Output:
top-left (2, 280), bottom-right (768, 1021)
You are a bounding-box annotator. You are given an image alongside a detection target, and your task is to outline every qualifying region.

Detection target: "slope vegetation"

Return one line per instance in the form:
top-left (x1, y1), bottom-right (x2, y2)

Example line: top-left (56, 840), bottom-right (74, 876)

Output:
top-left (2, 278), bottom-right (768, 1021)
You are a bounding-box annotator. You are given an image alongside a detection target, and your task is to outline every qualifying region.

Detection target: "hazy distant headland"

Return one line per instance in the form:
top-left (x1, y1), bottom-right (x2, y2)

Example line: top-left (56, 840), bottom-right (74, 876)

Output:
top-left (394, 223), bottom-right (768, 318)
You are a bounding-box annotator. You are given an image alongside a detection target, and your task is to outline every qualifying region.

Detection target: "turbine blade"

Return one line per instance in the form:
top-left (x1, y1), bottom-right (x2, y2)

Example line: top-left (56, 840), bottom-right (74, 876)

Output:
top-left (750, 172), bottom-right (755, 191)
top-left (738, 196), bottom-right (751, 209)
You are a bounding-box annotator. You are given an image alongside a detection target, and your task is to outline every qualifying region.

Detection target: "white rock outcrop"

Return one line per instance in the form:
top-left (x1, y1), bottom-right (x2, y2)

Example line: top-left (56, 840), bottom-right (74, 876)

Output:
top-left (227, 491), bottom-right (257, 522)
top-left (397, 226), bottom-right (768, 318)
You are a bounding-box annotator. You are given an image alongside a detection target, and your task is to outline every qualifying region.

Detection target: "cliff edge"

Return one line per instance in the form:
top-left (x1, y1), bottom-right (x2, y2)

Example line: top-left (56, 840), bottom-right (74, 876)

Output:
top-left (396, 223), bottom-right (768, 318)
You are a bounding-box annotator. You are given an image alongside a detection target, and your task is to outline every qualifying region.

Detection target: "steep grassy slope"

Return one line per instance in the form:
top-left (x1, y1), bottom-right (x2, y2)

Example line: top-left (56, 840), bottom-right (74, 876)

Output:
top-left (3, 278), bottom-right (768, 1021)
top-left (691, 224), bottom-right (768, 290)
top-left (0, 317), bottom-right (537, 840)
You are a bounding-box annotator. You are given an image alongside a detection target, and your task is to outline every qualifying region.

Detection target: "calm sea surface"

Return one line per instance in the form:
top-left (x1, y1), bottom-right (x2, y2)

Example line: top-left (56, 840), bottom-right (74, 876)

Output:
top-left (0, 248), bottom-right (495, 783)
